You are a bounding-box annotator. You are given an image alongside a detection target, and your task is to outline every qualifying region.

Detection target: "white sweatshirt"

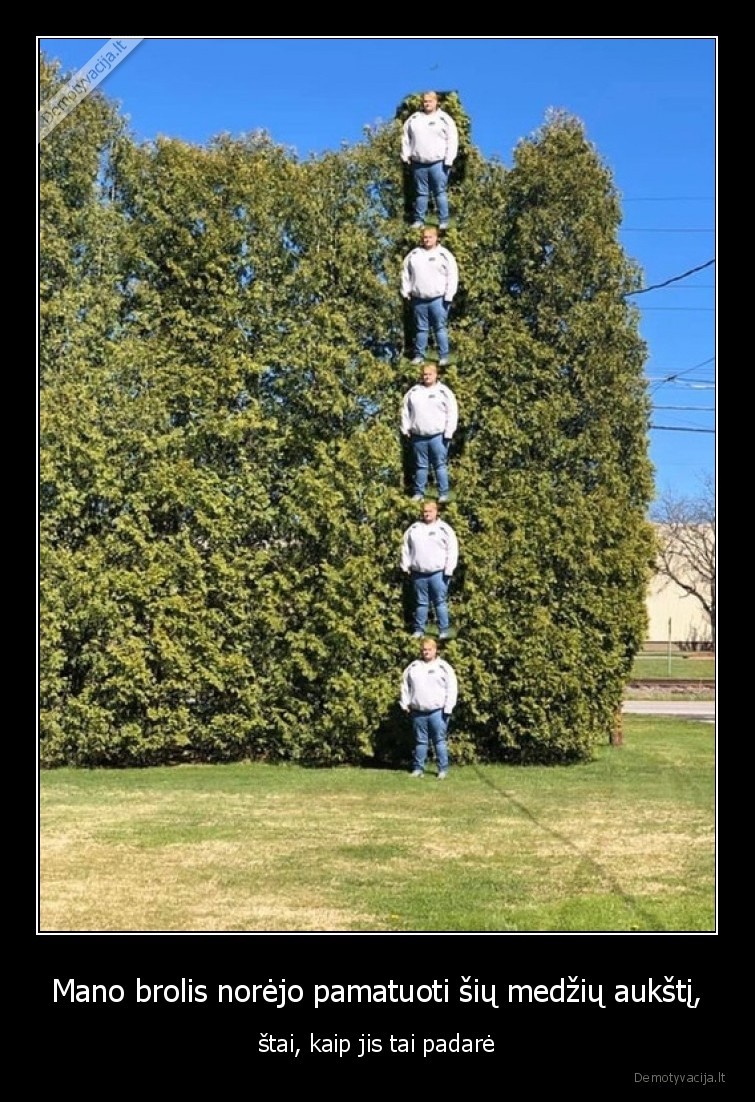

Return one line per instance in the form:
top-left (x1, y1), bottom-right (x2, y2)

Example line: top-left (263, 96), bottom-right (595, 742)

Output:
top-left (401, 245), bottom-right (459, 302)
top-left (401, 109), bottom-right (459, 166)
top-left (401, 519), bottom-right (459, 576)
top-left (401, 382), bottom-right (459, 439)
top-left (400, 657), bottom-right (458, 713)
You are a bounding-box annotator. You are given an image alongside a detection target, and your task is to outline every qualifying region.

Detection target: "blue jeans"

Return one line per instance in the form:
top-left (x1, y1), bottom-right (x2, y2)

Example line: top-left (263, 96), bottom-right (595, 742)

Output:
top-left (411, 570), bottom-right (450, 633)
top-left (411, 709), bottom-right (449, 773)
top-left (412, 296), bottom-right (449, 359)
top-left (410, 433), bottom-right (450, 496)
top-left (411, 160), bottom-right (449, 223)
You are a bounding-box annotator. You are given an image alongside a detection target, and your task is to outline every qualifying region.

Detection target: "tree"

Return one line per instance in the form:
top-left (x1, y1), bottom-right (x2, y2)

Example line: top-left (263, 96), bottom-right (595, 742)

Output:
top-left (440, 109), bottom-right (656, 760)
top-left (40, 58), bottom-right (655, 767)
top-left (652, 473), bottom-right (715, 650)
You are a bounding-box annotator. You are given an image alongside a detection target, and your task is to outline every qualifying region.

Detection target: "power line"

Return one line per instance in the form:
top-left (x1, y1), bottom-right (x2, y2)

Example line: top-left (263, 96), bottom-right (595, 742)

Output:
top-left (648, 357), bottom-right (716, 398)
top-left (647, 371), bottom-right (715, 382)
top-left (622, 228), bottom-right (715, 233)
top-left (658, 355), bottom-right (715, 376)
top-left (648, 357), bottom-right (715, 376)
top-left (650, 425), bottom-right (715, 434)
top-left (627, 258), bottom-right (715, 296)
top-left (646, 380), bottom-right (715, 388)
top-left (653, 406), bottom-right (715, 411)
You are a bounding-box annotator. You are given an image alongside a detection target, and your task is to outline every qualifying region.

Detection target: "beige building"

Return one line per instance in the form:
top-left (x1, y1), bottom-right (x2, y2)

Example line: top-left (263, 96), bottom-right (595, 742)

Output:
top-left (646, 572), bottom-right (711, 647)
top-left (645, 522), bottom-right (714, 648)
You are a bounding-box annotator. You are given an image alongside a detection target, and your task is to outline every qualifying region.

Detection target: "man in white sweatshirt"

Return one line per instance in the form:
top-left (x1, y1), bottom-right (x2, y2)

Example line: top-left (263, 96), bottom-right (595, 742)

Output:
top-left (400, 636), bottom-right (458, 779)
top-left (401, 226), bottom-right (459, 366)
top-left (401, 90), bottom-right (459, 229)
top-left (400, 362), bottom-right (459, 502)
top-left (400, 499), bottom-right (459, 639)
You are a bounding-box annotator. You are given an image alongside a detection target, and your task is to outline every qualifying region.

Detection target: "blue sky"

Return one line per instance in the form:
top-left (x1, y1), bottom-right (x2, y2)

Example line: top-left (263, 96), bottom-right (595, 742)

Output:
top-left (39, 37), bottom-right (716, 507)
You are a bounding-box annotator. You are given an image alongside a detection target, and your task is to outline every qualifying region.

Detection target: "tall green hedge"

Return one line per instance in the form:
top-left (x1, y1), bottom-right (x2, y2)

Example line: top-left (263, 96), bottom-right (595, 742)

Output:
top-left (39, 59), bottom-right (655, 767)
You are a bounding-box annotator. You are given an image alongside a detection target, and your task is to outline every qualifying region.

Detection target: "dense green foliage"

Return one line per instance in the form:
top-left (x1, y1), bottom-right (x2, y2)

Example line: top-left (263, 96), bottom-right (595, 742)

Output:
top-left (39, 60), bottom-right (655, 767)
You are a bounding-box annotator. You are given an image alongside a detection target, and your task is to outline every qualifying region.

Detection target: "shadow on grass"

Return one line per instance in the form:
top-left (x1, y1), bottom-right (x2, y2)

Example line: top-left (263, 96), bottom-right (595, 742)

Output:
top-left (465, 763), bottom-right (665, 931)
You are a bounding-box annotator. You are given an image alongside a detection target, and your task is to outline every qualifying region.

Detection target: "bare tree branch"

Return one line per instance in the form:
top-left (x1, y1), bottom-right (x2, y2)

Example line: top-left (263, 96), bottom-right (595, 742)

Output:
top-left (651, 473), bottom-right (716, 648)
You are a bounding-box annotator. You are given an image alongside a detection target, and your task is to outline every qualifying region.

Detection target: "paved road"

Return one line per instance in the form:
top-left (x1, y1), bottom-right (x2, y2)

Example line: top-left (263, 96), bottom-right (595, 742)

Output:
top-left (622, 699), bottom-right (715, 720)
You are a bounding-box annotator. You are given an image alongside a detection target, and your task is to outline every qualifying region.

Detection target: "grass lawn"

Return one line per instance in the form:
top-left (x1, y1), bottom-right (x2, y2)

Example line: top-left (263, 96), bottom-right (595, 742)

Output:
top-left (630, 655), bottom-right (715, 680)
top-left (39, 716), bottom-right (715, 934)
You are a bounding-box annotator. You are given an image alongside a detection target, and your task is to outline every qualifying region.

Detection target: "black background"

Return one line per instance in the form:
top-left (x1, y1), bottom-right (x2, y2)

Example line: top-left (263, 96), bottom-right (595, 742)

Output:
top-left (35, 930), bottom-right (731, 1087)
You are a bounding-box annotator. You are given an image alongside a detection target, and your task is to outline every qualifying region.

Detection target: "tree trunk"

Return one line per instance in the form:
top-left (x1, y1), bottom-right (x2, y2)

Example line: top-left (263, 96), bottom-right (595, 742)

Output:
top-left (610, 709), bottom-right (624, 747)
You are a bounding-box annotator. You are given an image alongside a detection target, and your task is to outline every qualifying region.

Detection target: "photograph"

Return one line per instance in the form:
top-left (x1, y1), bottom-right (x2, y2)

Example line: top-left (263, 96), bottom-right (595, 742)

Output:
top-left (37, 36), bottom-right (719, 1082)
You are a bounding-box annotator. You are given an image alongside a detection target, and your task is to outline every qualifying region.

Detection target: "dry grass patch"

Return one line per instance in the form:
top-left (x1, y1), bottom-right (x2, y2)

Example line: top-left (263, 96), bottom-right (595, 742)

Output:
top-left (40, 838), bottom-right (378, 932)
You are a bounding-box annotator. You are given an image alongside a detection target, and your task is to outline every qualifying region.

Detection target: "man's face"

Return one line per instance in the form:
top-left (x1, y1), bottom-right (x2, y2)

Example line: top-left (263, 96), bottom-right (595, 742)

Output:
top-left (420, 640), bottom-right (438, 661)
top-left (422, 93), bottom-right (438, 114)
top-left (421, 503), bottom-right (438, 524)
top-left (421, 229), bottom-right (438, 250)
top-left (421, 364), bottom-right (438, 387)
